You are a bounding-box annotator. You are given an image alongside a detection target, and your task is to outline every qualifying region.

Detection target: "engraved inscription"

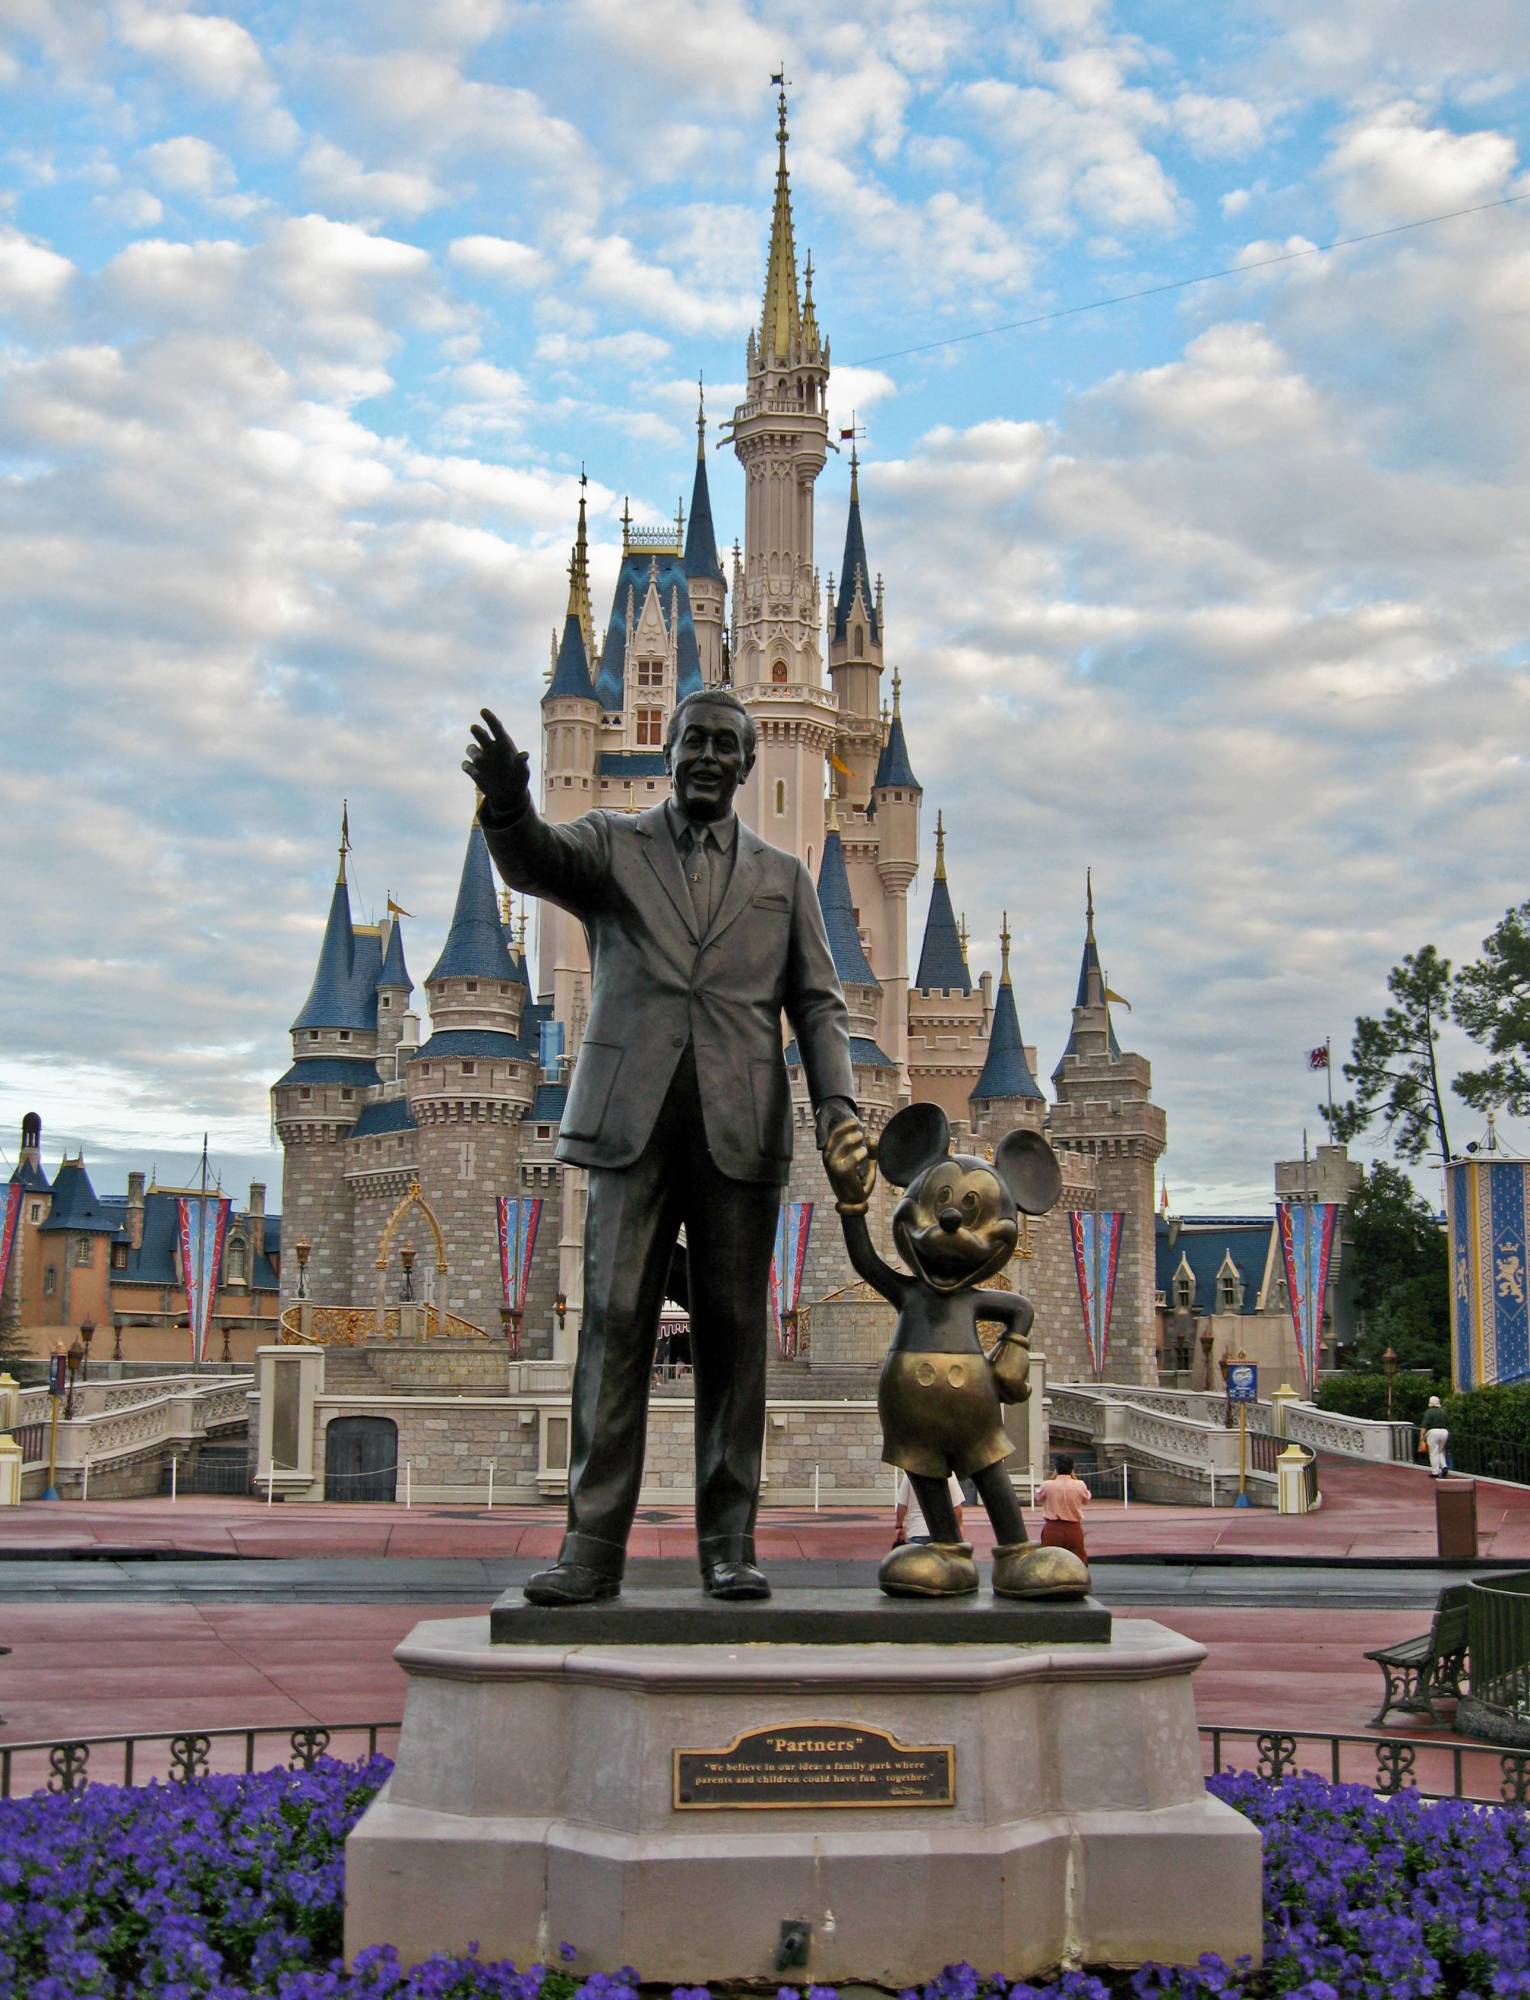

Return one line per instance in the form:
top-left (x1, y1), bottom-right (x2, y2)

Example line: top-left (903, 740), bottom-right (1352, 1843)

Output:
top-left (674, 1721), bottom-right (954, 1810)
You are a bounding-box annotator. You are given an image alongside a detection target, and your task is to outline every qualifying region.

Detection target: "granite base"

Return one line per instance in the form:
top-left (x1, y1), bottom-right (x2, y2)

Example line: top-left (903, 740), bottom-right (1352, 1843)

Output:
top-left (345, 1607), bottom-right (1261, 1984)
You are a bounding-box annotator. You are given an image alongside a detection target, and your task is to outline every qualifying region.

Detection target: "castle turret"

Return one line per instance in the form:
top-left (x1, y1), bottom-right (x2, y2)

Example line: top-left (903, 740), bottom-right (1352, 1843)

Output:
top-left (801, 802), bottom-right (899, 1132)
top-left (731, 88), bottom-right (834, 865)
top-left (273, 813), bottom-right (378, 1307)
top-left (539, 497), bottom-right (601, 1023)
top-left (1048, 875), bottom-right (1165, 1384)
top-left (828, 449), bottom-right (885, 809)
top-left (375, 910), bottom-right (412, 1066)
top-left (969, 914), bottom-right (1046, 1138)
top-left (684, 384), bottom-right (727, 687)
top-left (907, 814), bottom-right (989, 1125)
top-left (868, 667), bottom-right (921, 1079)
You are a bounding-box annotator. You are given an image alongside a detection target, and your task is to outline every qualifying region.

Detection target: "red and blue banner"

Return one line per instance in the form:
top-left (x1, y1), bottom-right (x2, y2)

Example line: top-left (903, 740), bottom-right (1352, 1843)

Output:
top-left (1447, 1161), bottom-right (1530, 1392)
top-left (177, 1193), bottom-right (231, 1364)
top-left (1069, 1209), bottom-right (1124, 1379)
top-left (0, 1182), bottom-right (21, 1306)
top-left (769, 1201), bottom-right (814, 1359)
top-left (497, 1196), bottom-right (544, 1358)
top-left (1276, 1201), bottom-right (1339, 1394)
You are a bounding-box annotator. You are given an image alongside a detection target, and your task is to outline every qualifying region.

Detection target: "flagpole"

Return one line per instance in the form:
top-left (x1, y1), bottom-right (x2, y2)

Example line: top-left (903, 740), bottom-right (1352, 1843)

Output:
top-left (1325, 1037), bottom-right (1335, 1127)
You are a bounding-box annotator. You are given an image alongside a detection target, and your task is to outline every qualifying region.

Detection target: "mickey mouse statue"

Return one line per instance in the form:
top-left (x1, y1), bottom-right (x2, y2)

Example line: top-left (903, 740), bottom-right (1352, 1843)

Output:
top-left (825, 1102), bottom-right (1091, 1601)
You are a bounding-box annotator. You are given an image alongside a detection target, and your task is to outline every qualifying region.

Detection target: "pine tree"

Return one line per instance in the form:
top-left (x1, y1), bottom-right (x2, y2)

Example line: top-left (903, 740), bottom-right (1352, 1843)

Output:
top-left (1453, 899), bottom-right (1530, 1116)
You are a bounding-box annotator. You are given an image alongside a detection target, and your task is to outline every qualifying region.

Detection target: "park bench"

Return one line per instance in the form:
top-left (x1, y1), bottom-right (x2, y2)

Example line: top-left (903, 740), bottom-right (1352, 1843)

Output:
top-left (1365, 1584), bottom-right (1470, 1728)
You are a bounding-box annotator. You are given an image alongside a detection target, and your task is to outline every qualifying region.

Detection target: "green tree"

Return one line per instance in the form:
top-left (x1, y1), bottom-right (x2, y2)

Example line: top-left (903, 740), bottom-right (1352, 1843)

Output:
top-left (1343, 1161), bottom-right (1450, 1376)
top-left (1323, 945), bottom-right (1452, 1164)
top-left (1453, 899), bottom-right (1530, 1116)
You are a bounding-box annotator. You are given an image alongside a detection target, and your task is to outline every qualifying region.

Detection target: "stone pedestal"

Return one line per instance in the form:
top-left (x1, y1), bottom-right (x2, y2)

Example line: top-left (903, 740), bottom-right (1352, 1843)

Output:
top-left (345, 1593), bottom-right (1261, 1984)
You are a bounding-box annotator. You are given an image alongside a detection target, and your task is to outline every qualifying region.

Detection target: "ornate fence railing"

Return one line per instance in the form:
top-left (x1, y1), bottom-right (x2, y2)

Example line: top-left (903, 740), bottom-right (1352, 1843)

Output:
top-left (2, 1718), bottom-right (1526, 1807)
top-left (0, 1721), bottom-right (401, 1800)
top-left (278, 1305), bottom-right (488, 1346)
top-left (1466, 1570), bottom-right (1530, 1724)
top-left (1451, 1436), bottom-right (1530, 1487)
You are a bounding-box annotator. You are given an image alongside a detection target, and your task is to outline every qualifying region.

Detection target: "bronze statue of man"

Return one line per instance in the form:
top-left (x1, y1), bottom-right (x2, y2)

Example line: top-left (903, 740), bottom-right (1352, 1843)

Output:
top-left (465, 691), bottom-right (871, 1603)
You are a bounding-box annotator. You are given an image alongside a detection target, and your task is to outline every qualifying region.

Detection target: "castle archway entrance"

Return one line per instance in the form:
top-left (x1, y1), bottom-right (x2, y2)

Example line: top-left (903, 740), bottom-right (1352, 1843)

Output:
top-left (324, 1415), bottom-right (398, 1503)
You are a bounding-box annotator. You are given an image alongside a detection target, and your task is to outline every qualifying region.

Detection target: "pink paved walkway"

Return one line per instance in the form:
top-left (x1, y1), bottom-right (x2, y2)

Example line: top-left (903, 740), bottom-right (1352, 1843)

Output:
top-left (4, 1456), bottom-right (1530, 1561)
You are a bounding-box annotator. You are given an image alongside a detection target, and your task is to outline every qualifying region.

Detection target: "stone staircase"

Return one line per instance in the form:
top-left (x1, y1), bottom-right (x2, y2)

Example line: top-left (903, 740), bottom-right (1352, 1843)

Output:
top-left (320, 1349), bottom-right (387, 1396)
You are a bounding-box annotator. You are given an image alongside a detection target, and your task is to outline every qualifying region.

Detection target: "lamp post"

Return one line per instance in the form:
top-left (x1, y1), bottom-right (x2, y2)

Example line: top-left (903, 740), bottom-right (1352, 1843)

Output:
top-left (43, 1343), bottom-right (67, 1501)
top-left (294, 1238), bottom-right (311, 1301)
top-left (220, 1321), bottom-right (232, 1364)
top-left (77, 1318), bottom-right (95, 1385)
top-left (1199, 1326), bottom-right (1215, 1392)
top-left (400, 1245), bottom-right (416, 1303)
top-left (1382, 1344), bottom-right (1399, 1421)
top-left (64, 1337), bottom-right (84, 1420)
top-left (554, 1292), bottom-right (568, 1332)
top-left (112, 1315), bottom-right (124, 1362)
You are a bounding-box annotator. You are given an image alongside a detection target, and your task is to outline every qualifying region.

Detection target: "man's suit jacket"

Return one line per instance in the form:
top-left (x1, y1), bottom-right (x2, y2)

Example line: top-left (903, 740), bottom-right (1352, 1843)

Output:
top-left (481, 799), bottom-right (856, 1185)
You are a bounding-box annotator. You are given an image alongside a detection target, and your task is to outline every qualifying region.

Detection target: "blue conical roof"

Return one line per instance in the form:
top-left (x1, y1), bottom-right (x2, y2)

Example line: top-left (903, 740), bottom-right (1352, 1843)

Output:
top-left (833, 464), bottom-right (879, 647)
top-left (684, 436), bottom-right (724, 584)
top-left (816, 830), bottom-right (880, 990)
top-left (427, 827), bottom-right (516, 984)
top-left (1052, 905), bottom-right (1122, 1077)
top-left (292, 878), bottom-right (377, 1033)
top-left (38, 1157), bottom-right (119, 1234)
top-left (546, 610), bottom-right (597, 702)
top-left (973, 977), bottom-right (1044, 1103)
top-left (874, 711), bottom-right (920, 791)
top-left (915, 875), bottom-right (969, 993)
top-left (378, 916), bottom-right (411, 991)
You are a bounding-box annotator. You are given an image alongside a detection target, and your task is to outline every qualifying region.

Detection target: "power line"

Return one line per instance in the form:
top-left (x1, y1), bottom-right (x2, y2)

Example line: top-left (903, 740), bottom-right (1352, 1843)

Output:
top-left (846, 191), bottom-right (1530, 371)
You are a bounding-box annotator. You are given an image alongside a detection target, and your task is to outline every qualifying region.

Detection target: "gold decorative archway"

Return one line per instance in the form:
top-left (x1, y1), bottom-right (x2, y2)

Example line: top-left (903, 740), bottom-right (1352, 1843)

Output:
top-left (375, 1179), bottom-right (448, 1274)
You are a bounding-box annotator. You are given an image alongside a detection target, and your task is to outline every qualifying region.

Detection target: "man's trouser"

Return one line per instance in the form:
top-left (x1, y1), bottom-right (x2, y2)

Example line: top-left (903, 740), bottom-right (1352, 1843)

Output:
top-left (557, 1046), bottom-right (780, 1579)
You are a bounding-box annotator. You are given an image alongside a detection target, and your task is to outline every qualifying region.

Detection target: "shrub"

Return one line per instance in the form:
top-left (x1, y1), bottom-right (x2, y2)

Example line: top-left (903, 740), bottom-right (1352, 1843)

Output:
top-left (0, 1759), bottom-right (1527, 1995)
top-left (1314, 1372), bottom-right (1440, 1425)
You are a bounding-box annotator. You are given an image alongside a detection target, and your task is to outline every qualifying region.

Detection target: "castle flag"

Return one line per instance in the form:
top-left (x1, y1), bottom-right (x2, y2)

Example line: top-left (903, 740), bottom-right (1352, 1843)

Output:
top-left (770, 1201), bottom-right (814, 1359)
top-left (0, 1182), bottom-right (21, 1303)
top-left (177, 1193), bottom-right (231, 1365)
top-left (497, 1196), bottom-right (543, 1359)
top-left (1447, 1160), bottom-right (1530, 1392)
top-left (1276, 1200), bottom-right (1338, 1393)
top-left (1070, 1209), bottom-right (1124, 1379)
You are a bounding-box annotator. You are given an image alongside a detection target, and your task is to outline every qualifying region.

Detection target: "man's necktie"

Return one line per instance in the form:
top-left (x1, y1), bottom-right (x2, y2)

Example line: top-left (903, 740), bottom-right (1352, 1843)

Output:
top-left (684, 828), bottom-right (717, 935)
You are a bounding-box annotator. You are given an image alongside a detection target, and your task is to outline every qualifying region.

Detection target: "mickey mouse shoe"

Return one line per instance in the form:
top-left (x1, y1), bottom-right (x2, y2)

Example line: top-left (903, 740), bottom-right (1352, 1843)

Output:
top-left (991, 1542), bottom-right (1090, 1599)
top-left (878, 1540), bottom-right (980, 1598)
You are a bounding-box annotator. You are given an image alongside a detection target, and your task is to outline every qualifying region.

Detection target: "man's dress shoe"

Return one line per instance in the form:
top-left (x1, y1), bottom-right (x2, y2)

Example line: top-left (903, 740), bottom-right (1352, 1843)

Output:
top-left (701, 1559), bottom-right (771, 1600)
top-left (523, 1562), bottom-right (620, 1606)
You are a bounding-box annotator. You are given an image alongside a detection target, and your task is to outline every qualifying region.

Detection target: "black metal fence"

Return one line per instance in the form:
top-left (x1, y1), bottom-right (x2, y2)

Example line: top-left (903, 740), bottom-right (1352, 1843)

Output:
top-left (1450, 1436), bottom-right (1530, 1487)
top-left (1467, 1569), bottom-right (1530, 1721)
top-left (2, 1717), bottom-right (1526, 1807)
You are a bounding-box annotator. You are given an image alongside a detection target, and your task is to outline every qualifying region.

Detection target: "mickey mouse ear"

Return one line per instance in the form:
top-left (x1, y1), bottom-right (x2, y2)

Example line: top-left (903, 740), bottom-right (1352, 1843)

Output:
top-left (994, 1129), bottom-right (1063, 1216)
top-left (875, 1103), bottom-right (950, 1187)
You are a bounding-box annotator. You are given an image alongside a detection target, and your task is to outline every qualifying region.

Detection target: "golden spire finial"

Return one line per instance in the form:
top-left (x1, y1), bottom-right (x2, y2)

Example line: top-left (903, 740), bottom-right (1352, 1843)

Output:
top-left (500, 888), bottom-right (514, 927)
top-left (1085, 867), bottom-right (1095, 939)
top-left (881, 698), bottom-right (890, 743)
top-left (1000, 910), bottom-right (1012, 987)
top-left (959, 911), bottom-right (970, 962)
top-left (760, 72), bottom-right (802, 363)
top-left (934, 809), bottom-right (946, 882)
top-left (516, 899), bottom-right (528, 951)
top-left (337, 799), bottom-right (350, 885)
top-left (891, 664), bottom-right (902, 718)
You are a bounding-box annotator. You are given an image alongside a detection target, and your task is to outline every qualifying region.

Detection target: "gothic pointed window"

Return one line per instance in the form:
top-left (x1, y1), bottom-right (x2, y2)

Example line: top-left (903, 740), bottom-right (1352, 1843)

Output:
top-left (772, 659), bottom-right (788, 683)
top-left (774, 779), bottom-right (786, 815)
top-left (854, 623), bottom-right (864, 655)
top-left (1172, 1254), bottom-right (1195, 1310)
top-left (1217, 1252), bottom-right (1243, 1312)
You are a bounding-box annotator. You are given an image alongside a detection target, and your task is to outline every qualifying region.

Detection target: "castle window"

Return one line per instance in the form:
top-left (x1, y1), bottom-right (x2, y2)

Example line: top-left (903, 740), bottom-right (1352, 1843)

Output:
top-left (30, 1202), bottom-right (41, 1223)
top-left (774, 780), bottom-right (785, 815)
top-left (112, 1242), bottom-right (127, 1269)
top-left (499, 984), bottom-right (509, 996)
top-left (637, 709), bottom-right (662, 746)
top-left (74, 1238), bottom-right (91, 1267)
top-left (538, 1125), bottom-right (552, 1139)
top-left (43, 1267), bottom-right (56, 1296)
top-left (772, 660), bottom-right (788, 683)
top-left (419, 1064), bottom-right (430, 1076)
top-left (308, 1030), bottom-right (319, 1041)
top-left (338, 1030), bottom-right (351, 1042)
top-left (299, 1087), bottom-right (312, 1101)
top-left (381, 995), bottom-right (391, 1009)
top-left (461, 1063), bottom-right (476, 1076)
top-left (226, 1242), bottom-right (247, 1284)
top-left (340, 1088), bottom-right (353, 1101)
top-left (637, 660), bottom-right (663, 687)
top-left (465, 981), bottom-right (478, 993)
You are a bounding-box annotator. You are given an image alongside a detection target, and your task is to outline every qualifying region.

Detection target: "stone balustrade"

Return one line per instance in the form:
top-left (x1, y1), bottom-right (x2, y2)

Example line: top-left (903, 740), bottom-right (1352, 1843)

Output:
top-left (17, 1374), bottom-right (254, 1497)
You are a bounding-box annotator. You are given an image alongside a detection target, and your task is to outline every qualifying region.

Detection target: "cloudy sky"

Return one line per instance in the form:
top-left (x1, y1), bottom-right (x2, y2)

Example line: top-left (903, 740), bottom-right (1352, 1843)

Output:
top-left (2, 0), bottom-right (1527, 1212)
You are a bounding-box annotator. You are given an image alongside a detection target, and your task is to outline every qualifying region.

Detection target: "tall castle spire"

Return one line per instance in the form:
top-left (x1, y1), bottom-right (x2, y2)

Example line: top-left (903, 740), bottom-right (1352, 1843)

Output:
top-left (914, 810), bottom-right (969, 994)
top-left (972, 909), bottom-right (1044, 1108)
top-left (545, 489), bottom-right (598, 703)
top-left (760, 82), bottom-right (802, 364)
top-left (570, 471), bottom-right (596, 664)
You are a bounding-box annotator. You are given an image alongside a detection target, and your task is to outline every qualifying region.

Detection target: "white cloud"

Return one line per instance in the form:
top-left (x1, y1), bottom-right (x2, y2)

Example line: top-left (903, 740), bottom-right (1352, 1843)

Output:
top-left (300, 140), bottom-right (444, 222)
top-left (116, 2), bottom-right (298, 148)
top-left (0, 223), bottom-right (74, 309)
top-left (1324, 100), bottom-right (1518, 230)
top-left (447, 233), bottom-right (549, 287)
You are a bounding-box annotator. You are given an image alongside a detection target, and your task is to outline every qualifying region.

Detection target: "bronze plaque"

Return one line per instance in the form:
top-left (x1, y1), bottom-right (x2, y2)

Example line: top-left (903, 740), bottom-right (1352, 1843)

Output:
top-left (673, 1721), bottom-right (954, 1810)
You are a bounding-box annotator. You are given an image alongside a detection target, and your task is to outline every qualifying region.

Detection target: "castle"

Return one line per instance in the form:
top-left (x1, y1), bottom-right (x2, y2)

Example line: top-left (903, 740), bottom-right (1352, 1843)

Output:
top-left (272, 92), bottom-right (1167, 1387)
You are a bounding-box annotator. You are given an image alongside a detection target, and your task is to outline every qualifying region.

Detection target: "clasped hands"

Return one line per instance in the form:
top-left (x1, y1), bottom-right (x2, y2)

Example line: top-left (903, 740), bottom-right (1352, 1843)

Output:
top-left (822, 1117), bottom-right (875, 1215)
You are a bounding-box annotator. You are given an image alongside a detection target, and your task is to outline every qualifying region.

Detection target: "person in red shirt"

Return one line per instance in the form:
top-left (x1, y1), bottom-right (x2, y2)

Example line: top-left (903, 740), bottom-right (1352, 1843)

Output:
top-left (1036, 1454), bottom-right (1090, 1564)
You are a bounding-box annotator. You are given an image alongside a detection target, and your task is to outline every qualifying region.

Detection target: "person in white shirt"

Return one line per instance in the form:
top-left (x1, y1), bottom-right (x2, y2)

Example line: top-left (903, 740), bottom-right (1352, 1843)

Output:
top-left (893, 1471), bottom-right (966, 1546)
top-left (1421, 1396), bottom-right (1450, 1478)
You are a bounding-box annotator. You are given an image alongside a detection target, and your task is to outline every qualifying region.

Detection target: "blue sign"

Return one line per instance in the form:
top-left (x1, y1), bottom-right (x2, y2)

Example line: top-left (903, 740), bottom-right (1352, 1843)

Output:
top-left (47, 1352), bottom-right (66, 1397)
top-left (1227, 1361), bottom-right (1258, 1404)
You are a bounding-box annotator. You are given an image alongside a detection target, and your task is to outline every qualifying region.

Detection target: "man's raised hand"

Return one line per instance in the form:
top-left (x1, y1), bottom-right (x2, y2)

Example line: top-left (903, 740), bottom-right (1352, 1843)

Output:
top-left (463, 708), bottom-right (531, 814)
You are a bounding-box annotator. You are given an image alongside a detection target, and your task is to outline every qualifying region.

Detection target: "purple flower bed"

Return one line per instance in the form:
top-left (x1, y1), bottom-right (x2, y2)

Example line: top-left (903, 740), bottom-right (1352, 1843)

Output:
top-left (0, 1759), bottom-right (1526, 1997)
